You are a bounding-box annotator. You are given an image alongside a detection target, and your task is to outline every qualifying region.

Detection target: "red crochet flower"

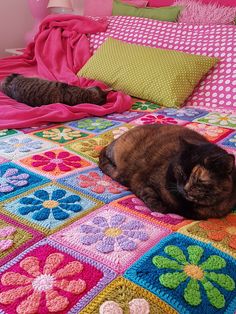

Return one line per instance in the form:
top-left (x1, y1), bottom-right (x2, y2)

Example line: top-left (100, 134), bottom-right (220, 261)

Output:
top-left (31, 151), bottom-right (82, 172)
top-left (140, 114), bottom-right (178, 125)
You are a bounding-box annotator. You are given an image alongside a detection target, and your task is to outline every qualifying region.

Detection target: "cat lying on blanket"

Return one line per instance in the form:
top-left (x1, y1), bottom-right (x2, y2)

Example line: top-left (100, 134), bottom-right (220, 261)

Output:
top-left (99, 124), bottom-right (236, 220)
top-left (1, 73), bottom-right (110, 107)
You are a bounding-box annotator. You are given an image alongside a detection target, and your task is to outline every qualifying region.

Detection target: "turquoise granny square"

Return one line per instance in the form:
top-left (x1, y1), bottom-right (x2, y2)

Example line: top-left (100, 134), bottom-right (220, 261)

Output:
top-left (3, 184), bottom-right (100, 233)
top-left (125, 233), bottom-right (236, 314)
top-left (0, 162), bottom-right (49, 202)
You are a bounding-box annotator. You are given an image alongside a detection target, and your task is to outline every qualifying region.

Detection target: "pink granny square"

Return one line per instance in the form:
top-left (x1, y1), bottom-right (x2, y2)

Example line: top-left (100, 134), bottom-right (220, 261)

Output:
top-left (51, 205), bottom-right (171, 273)
top-left (131, 113), bottom-right (188, 126)
top-left (112, 195), bottom-right (186, 227)
top-left (0, 239), bottom-right (116, 313)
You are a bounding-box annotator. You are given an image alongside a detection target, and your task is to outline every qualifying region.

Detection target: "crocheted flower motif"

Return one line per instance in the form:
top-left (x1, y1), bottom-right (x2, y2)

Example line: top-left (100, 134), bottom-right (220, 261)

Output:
top-left (200, 113), bottom-right (236, 127)
top-left (0, 253), bottom-right (86, 313)
top-left (140, 114), bottom-right (178, 125)
top-left (199, 215), bottom-right (236, 250)
top-left (0, 226), bottom-right (16, 252)
top-left (0, 168), bottom-right (29, 193)
top-left (99, 299), bottom-right (150, 314)
top-left (161, 108), bottom-right (201, 117)
top-left (69, 138), bottom-right (110, 160)
top-left (78, 171), bottom-right (125, 194)
top-left (0, 137), bottom-right (42, 154)
top-left (80, 214), bottom-right (149, 253)
top-left (18, 189), bottom-right (82, 221)
top-left (31, 151), bottom-right (82, 172)
top-left (153, 245), bottom-right (235, 309)
top-left (132, 101), bottom-right (159, 111)
top-left (107, 111), bottom-right (141, 121)
top-left (41, 127), bottom-right (85, 142)
top-left (77, 118), bottom-right (114, 131)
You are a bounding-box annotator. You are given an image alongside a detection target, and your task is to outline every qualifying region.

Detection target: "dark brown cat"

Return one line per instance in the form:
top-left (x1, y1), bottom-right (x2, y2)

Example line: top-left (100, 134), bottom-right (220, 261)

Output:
top-left (99, 124), bottom-right (236, 219)
top-left (0, 73), bottom-right (110, 107)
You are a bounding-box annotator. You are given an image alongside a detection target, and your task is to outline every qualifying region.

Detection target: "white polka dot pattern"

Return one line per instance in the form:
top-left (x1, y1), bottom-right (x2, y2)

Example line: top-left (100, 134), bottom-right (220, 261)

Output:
top-left (88, 16), bottom-right (236, 112)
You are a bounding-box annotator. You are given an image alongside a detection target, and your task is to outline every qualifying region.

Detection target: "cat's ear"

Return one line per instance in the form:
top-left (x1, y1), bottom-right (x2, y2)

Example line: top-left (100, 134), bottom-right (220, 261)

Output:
top-left (204, 153), bottom-right (235, 174)
top-left (180, 138), bottom-right (200, 151)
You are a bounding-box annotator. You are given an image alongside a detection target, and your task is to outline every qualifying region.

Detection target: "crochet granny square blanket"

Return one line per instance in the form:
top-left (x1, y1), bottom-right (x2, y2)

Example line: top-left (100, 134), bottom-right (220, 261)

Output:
top-left (0, 99), bottom-right (235, 314)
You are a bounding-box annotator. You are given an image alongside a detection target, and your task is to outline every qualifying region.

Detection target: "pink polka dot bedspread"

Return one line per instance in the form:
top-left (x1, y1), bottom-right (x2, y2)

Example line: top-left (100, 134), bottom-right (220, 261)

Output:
top-left (88, 16), bottom-right (236, 113)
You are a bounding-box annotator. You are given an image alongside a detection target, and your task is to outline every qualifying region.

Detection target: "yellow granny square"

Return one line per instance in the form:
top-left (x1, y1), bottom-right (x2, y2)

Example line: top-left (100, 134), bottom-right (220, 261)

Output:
top-left (78, 38), bottom-right (218, 108)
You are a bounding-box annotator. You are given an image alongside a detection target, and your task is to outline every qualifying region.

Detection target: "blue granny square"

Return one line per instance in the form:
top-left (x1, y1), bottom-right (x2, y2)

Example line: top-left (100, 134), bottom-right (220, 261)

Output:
top-left (157, 108), bottom-right (208, 122)
top-left (3, 183), bottom-right (101, 234)
top-left (124, 233), bottom-right (236, 314)
top-left (0, 134), bottom-right (54, 160)
top-left (219, 132), bottom-right (236, 149)
top-left (67, 117), bottom-right (122, 134)
top-left (58, 167), bottom-right (130, 203)
top-left (0, 162), bottom-right (49, 202)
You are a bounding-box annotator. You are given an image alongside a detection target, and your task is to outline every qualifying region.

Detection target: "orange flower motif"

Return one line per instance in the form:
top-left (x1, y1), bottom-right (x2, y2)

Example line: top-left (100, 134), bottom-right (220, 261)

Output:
top-left (199, 214), bottom-right (236, 250)
top-left (0, 253), bottom-right (86, 313)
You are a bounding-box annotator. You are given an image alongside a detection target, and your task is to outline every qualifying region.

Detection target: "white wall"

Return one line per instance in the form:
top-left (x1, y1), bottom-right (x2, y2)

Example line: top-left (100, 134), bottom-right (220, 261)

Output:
top-left (0, 0), bottom-right (34, 57)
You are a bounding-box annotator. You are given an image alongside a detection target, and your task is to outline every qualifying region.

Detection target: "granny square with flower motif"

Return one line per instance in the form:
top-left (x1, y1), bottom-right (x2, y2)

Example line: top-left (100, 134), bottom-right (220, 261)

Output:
top-left (1, 183), bottom-right (102, 235)
top-left (131, 113), bottom-right (188, 126)
top-left (179, 214), bottom-right (236, 257)
top-left (67, 117), bottom-right (122, 134)
top-left (0, 239), bottom-right (116, 314)
top-left (194, 112), bottom-right (236, 129)
top-left (65, 135), bottom-right (111, 163)
top-left (33, 126), bottom-right (92, 145)
top-left (0, 134), bottom-right (55, 160)
top-left (99, 124), bottom-right (134, 142)
top-left (18, 148), bottom-right (93, 179)
top-left (50, 205), bottom-right (171, 273)
top-left (125, 233), bottom-right (236, 314)
top-left (105, 110), bottom-right (146, 122)
top-left (0, 162), bottom-right (49, 202)
top-left (0, 213), bottom-right (43, 267)
top-left (130, 99), bottom-right (161, 112)
top-left (156, 107), bottom-right (208, 121)
top-left (58, 167), bottom-right (130, 203)
top-left (80, 276), bottom-right (177, 314)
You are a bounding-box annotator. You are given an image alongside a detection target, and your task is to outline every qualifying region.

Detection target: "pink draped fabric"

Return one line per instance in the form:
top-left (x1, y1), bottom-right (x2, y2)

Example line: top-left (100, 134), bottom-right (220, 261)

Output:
top-left (0, 14), bottom-right (132, 129)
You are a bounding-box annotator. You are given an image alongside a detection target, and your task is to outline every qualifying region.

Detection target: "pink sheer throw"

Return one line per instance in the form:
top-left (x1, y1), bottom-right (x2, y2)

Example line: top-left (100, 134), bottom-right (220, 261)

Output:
top-left (0, 14), bottom-right (132, 129)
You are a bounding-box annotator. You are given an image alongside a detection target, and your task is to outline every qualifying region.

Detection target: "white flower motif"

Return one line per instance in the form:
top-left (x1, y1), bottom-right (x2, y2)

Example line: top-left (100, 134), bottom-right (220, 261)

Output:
top-left (206, 113), bottom-right (236, 126)
top-left (0, 137), bottom-right (42, 154)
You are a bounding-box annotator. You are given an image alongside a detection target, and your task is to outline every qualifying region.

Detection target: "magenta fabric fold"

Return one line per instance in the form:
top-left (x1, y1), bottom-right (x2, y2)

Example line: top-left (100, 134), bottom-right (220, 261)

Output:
top-left (0, 14), bottom-right (132, 129)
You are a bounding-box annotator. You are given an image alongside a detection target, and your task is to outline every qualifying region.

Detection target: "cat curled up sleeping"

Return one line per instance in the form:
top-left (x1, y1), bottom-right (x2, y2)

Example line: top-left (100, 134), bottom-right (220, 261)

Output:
top-left (0, 73), bottom-right (110, 107)
top-left (99, 124), bottom-right (236, 220)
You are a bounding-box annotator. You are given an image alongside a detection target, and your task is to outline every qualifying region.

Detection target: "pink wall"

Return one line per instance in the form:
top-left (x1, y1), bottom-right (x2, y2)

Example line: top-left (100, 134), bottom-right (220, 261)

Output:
top-left (0, 0), bottom-right (34, 58)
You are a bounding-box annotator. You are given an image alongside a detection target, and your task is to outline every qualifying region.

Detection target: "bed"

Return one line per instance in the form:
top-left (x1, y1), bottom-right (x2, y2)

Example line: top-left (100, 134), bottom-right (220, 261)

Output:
top-left (0, 9), bottom-right (235, 314)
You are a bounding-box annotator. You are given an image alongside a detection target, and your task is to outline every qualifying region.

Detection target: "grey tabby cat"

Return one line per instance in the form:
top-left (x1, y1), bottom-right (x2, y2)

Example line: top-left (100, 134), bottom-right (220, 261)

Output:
top-left (1, 73), bottom-right (110, 107)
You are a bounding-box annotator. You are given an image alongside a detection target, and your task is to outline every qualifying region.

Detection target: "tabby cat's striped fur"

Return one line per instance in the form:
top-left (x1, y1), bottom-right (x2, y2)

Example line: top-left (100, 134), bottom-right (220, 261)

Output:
top-left (1, 73), bottom-right (109, 107)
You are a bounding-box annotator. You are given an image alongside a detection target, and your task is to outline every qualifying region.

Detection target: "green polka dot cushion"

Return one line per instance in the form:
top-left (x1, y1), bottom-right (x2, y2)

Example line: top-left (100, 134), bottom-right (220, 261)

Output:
top-left (78, 37), bottom-right (218, 108)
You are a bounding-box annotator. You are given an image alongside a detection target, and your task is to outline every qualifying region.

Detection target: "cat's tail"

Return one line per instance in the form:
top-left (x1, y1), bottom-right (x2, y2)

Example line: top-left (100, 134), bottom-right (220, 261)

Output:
top-left (0, 73), bottom-right (20, 93)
